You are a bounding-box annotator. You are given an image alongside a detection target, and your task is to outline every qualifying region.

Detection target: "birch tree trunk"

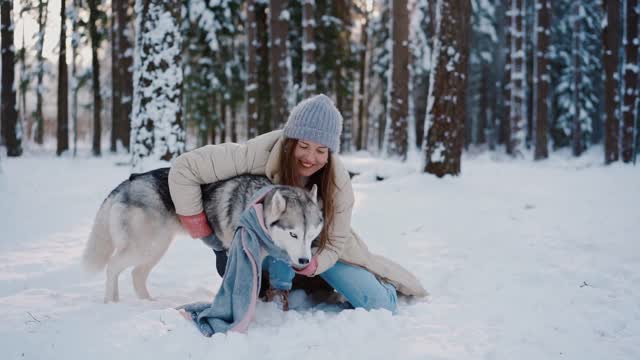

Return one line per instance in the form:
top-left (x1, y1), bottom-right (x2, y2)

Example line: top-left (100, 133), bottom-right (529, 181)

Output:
top-left (603, 0), bottom-right (620, 164)
top-left (1, 0), bottom-right (23, 156)
top-left (56, 0), bottom-right (69, 156)
top-left (423, 0), bottom-right (471, 176)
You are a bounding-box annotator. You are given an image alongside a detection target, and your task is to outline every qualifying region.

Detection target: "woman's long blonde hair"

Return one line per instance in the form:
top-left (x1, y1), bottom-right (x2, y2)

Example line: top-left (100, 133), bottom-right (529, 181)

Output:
top-left (279, 138), bottom-right (337, 252)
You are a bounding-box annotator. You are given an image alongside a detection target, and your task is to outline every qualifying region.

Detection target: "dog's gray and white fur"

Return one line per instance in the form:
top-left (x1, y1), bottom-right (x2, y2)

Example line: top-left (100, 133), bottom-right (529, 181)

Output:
top-left (83, 168), bottom-right (323, 303)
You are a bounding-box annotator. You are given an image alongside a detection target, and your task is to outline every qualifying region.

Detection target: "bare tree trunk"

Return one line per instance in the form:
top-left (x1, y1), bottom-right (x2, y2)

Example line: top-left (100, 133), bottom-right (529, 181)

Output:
top-left (269, 0), bottom-right (289, 128)
top-left (34, 0), bottom-right (49, 145)
top-left (230, 104), bottom-right (237, 142)
top-left (111, 0), bottom-right (133, 152)
top-left (477, 63), bottom-right (489, 145)
top-left (111, 1), bottom-right (121, 152)
top-left (71, 0), bottom-right (80, 156)
top-left (256, 2), bottom-right (271, 135)
top-left (302, 0), bottom-right (316, 97)
top-left (18, 11), bottom-right (28, 144)
top-left (57, 0), bottom-right (69, 156)
top-left (534, 0), bottom-right (550, 160)
top-left (336, 0), bottom-right (354, 154)
top-left (622, 0), bottom-right (638, 162)
top-left (356, 11), bottom-right (369, 151)
top-left (246, 0), bottom-right (259, 139)
top-left (220, 101), bottom-right (227, 142)
top-left (500, 1), bottom-right (511, 146)
top-left (571, 4), bottom-right (583, 157)
top-left (88, 0), bottom-right (102, 155)
top-left (423, 0), bottom-right (471, 176)
top-left (1, 0), bottom-right (22, 156)
top-left (386, 0), bottom-right (409, 159)
top-left (604, 0), bottom-right (620, 163)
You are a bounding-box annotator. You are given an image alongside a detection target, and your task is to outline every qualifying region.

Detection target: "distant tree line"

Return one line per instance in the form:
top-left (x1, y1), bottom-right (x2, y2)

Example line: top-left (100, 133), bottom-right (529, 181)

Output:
top-left (1, 0), bottom-right (638, 174)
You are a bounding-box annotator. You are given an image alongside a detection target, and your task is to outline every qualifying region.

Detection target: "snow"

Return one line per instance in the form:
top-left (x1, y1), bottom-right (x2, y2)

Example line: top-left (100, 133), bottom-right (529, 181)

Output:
top-left (0, 148), bottom-right (639, 360)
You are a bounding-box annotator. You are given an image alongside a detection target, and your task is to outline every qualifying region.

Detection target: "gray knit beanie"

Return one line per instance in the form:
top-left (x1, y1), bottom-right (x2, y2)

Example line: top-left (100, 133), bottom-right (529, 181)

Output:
top-left (283, 94), bottom-right (343, 152)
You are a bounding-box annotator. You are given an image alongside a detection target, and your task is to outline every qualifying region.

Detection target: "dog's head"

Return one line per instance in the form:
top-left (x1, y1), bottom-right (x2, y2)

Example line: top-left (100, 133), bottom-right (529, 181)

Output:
top-left (262, 185), bottom-right (323, 269)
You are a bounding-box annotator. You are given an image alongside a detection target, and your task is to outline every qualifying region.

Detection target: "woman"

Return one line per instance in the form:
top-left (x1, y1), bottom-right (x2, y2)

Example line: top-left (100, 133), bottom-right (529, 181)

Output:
top-left (168, 94), bottom-right (427, 312)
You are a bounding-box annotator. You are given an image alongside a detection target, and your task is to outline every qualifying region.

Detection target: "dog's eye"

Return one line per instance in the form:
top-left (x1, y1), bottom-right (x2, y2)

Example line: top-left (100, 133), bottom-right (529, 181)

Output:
top-left (289, 232), bottom-right (298, 239)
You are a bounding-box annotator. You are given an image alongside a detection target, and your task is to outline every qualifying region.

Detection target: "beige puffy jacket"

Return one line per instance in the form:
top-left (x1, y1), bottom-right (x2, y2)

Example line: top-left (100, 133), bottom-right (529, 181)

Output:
top-left (168, 130), bottom-right (427, 297)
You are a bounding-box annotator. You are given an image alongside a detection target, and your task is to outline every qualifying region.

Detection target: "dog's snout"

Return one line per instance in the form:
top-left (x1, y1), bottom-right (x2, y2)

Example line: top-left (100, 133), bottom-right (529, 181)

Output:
top-left (298, 257), bottom-right (309, 265)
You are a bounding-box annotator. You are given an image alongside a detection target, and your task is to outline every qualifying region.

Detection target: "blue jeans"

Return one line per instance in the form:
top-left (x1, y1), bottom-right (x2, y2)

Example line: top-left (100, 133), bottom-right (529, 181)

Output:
top-left (262, 256), bottom-right (398, 313)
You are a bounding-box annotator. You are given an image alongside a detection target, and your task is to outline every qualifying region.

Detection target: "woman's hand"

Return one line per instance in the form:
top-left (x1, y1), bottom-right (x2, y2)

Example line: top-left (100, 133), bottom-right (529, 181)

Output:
top-left (178, 212), bottom-right (213, 238)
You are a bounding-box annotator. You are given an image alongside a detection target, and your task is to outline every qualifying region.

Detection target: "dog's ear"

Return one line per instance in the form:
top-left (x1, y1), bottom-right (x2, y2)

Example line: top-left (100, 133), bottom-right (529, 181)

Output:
top-left (271, 190), bottom-right (286, 217)
top-left (309, 184), bottom-right (318, 204)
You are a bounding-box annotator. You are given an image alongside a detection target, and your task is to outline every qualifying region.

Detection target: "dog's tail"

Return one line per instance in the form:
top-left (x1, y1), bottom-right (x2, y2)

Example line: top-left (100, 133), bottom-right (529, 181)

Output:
top-left (83, 199), bottom-right (115, 273)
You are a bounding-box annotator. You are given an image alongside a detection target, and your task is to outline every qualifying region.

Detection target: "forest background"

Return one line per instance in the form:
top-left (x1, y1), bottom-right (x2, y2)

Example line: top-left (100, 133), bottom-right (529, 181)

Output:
top-left (0, 0), bottom-right (639, 173)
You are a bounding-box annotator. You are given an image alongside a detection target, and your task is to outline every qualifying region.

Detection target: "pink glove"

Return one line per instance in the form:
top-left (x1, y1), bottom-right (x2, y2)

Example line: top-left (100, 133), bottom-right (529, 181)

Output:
top-left (294, 256), bottom-right (318, 277)
top-left (178, 212), bottom-right (213, 239)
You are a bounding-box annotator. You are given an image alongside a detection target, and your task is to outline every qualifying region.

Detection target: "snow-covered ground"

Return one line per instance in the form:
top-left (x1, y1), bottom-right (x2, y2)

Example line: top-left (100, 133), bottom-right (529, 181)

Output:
top-left (0, 148), bottom-right (638, 360)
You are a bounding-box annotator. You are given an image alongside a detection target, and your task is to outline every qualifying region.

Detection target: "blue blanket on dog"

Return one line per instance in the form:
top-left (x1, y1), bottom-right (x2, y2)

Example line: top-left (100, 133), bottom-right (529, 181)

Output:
top-left (178, 186), bottom-right (290, 336)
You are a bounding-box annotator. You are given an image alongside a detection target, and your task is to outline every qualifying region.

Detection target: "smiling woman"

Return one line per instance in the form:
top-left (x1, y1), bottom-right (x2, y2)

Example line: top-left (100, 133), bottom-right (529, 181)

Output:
top-left (168, 93), bottom-right (427, 314)
top-left (293, 140), bottom-right (329, 177)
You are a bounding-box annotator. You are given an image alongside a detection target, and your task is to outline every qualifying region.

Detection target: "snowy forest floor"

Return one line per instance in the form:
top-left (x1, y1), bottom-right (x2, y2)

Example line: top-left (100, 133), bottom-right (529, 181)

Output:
top-left (0, 147), bottom-right (639, 360)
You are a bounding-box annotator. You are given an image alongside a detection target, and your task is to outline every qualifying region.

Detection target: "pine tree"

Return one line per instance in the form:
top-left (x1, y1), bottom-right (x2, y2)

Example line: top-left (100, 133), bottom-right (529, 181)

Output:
top-left (385, 0), bottom-right (409, 159)
top-left (552, 1), bottom-right (602, 154)
top-left (56, 0), bottom-right (69, 156)
top-left (183, 0), bottom-right (242, 144)
top-left (603, 0), bottom-right (620, 163)
top-left (533, 0), bottom-right (550, 159)
top-left (621, 0), bottom-right (638, 162)
top-left (467, 0), bottom-right (497, 148)
top-left (131, 0), bottom-right (184, 169)
top-left (1, 0), bottom-right (23, 156)
top-left (423, 0), bottom-right (471, 176)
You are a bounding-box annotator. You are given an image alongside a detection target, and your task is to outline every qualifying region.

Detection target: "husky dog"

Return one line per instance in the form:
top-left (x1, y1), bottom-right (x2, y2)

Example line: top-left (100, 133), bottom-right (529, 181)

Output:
top-left (83, 168), bottom-right (323, 303)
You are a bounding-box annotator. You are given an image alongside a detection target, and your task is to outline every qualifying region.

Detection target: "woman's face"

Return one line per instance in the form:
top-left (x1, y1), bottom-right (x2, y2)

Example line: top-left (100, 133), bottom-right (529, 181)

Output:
top-left (292, 140), bottom-right (329, 177)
